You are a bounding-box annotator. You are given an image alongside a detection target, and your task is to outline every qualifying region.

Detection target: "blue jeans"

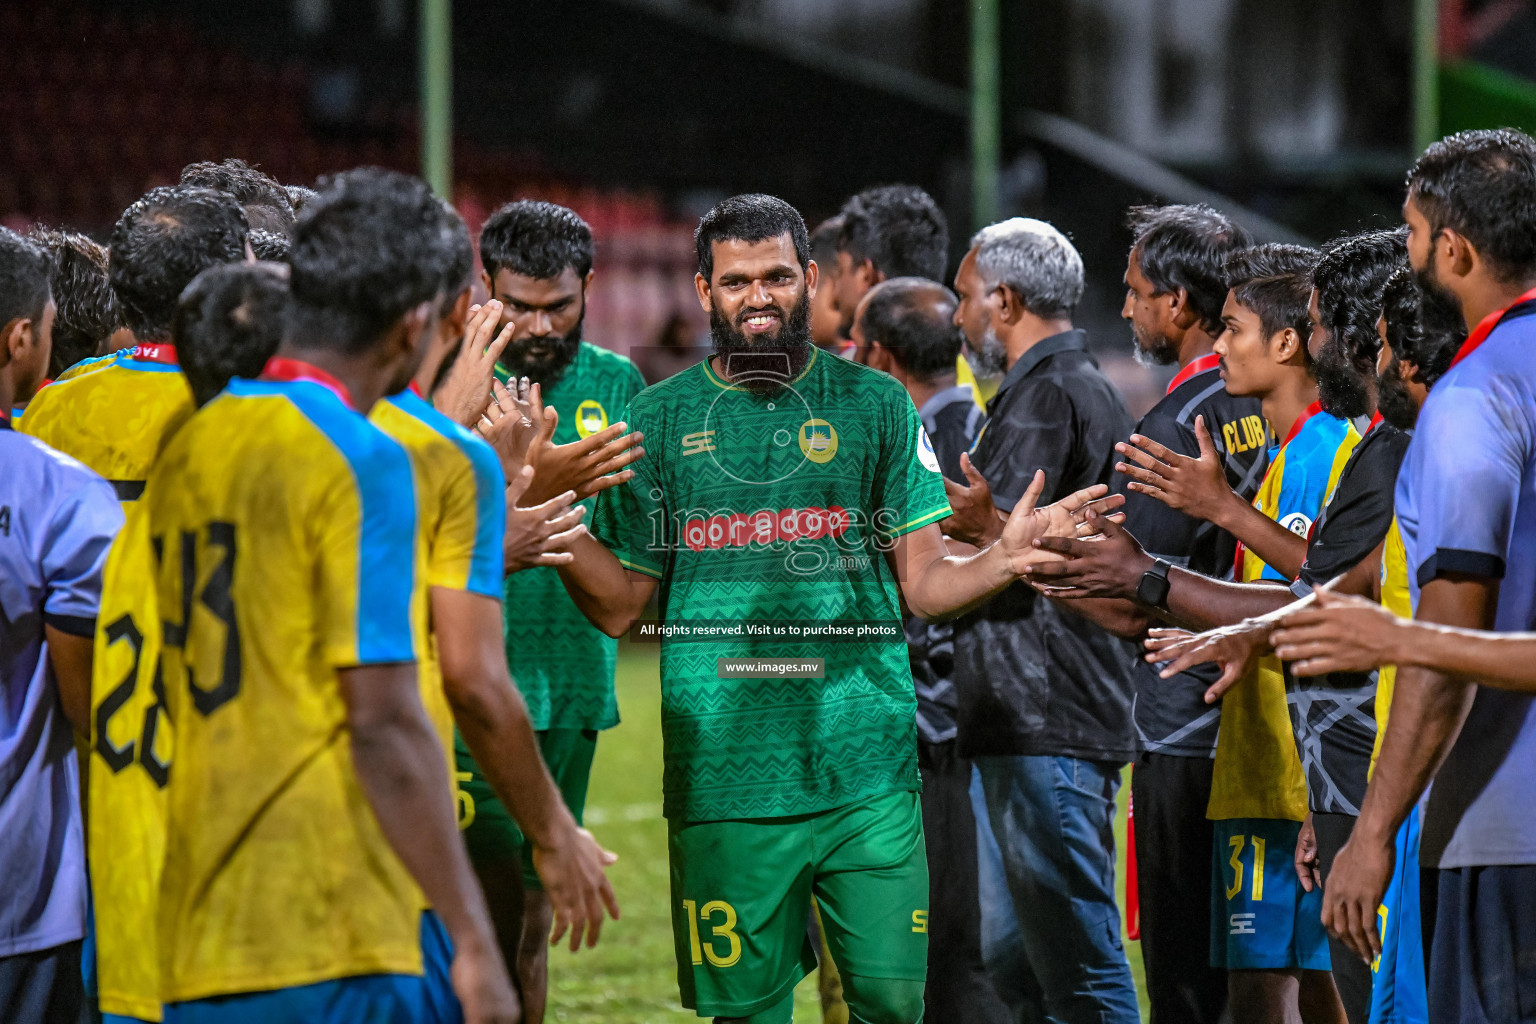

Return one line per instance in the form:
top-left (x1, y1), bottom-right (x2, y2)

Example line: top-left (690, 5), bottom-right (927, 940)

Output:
top-left (974, 755), bottom-right (1139, 1024)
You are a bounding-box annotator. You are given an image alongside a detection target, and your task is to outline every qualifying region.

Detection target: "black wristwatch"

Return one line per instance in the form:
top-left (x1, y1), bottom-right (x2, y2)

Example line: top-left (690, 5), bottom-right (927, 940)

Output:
top-left (1136, 558), bottom-right (1173, 609)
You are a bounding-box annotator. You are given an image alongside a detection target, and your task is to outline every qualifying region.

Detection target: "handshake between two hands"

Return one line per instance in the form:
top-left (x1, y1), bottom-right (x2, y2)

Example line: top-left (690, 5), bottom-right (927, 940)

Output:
top-left (432, 300), bottom-right (646, 574)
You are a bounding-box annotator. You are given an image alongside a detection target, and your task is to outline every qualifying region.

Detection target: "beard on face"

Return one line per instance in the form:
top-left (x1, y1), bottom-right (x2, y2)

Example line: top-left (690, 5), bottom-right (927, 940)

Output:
top-left (710, 290), bottom-right (814, 395)
top-left (1130, 318), bottom-right (1178, 368)
top-left (967, 325), bottom-right (1009, 377)
top-left (1314, 335), bottom-right (1372, 419)
top-left (1415, 253), bottom-right (1469, 338)
top-left (1376, 359), bottom-right (1419, 430)
top-left (499, 315), bottom-right (584, 389)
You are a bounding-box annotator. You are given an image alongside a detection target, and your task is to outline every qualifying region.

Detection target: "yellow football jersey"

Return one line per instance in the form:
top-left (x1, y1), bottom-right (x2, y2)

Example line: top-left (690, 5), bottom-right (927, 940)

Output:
top-left (1209, 407), bottom-right (1359, 822)
top-left (89, 503), bottom-right (170, 1021)
top-left (19, 344), bottom-right (194, 501)
top-left (144, 367), bottom-right (427, 1003)
top-left (370, 389), bottom-right (506, 765)
top-left (1369, 516), bottom-right (1412, 778)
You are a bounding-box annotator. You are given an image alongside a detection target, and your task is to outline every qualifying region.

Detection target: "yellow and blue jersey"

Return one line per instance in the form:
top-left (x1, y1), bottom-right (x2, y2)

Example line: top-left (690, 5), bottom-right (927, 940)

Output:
top-left (370, 389), bottom-right (506, 765)
top-left (1370, 516), bottom-right (1412, 779)
top-left (89, 503), bottom-right (170, 1021)
top-left (18, 344), bottom-right (194, 501)
top-left (144, 371), bottom-right (424, 1003)
top-left (1210, 404), bottom-right (1359, 822)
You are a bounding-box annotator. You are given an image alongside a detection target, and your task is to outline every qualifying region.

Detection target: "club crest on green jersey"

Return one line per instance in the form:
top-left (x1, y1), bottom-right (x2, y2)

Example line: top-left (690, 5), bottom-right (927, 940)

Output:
top-left (575, 399), bottom-right (608, 439)
top-left (798, 419), bottom-right (838, 463)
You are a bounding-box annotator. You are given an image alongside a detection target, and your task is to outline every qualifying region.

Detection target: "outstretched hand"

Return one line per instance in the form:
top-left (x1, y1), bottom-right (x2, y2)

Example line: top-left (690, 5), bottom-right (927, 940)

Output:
top-left (1143, 622), bottom-right (1266, 702)
top-left (477, 378), bottom-right (555, 482)
top-left (1114, 416), bottom-right (1235, 524)
top-left (993, 471), bottom-right (1125, 577)
top-left (502, 465), bottom-right (588, 573)
top-left (533, 825), bottom-right (621, 953)
top-left (1270, 587), bottom-right (1411, 677)
top-left (1020, 504), bottom-right (1146, 600)
top-left (942, 453), bottom-right (1006, 546)
top-left (435, 301), bottom-right (516, 428)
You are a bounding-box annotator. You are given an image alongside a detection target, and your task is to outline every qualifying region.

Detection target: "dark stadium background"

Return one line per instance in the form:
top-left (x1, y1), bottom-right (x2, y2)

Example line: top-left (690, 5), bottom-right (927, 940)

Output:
top-left (7, 0), bottom-right (1534, 1017)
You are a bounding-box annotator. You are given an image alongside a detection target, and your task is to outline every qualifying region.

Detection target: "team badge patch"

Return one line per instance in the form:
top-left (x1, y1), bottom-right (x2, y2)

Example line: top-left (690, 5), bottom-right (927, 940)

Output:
top-left (917, 427), bottom-right (941, 473)
top-left (798, 419), bottom-right (838, 463)
top-left (575, 399), bottom-right (608, 439)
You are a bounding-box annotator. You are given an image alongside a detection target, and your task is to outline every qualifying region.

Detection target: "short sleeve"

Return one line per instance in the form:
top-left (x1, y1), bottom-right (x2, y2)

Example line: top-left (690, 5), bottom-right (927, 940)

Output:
top-left (590, 403), bottom-right (667, 579)
top-left (972, 379), bottom-right (1073, 512)
top-left (1409, 378), bottom-right (1532, 587)
top-left (315, 436), bottom-right (419, 666)
top-left (42, 474), bottom-right (124, 636)
top-left (427, 434), bottom-right (506, 599)
top-left (872, 389), bottom-right (951, 540)
top-left (1114, 410), bottom-right (1203, 562)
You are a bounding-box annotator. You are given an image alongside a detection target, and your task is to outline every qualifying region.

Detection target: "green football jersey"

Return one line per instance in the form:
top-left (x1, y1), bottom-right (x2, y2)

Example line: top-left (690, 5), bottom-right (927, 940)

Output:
top-left (497, 341), bottom-right (646, 730)
top-left (590, 348), bottom-right (951, 821)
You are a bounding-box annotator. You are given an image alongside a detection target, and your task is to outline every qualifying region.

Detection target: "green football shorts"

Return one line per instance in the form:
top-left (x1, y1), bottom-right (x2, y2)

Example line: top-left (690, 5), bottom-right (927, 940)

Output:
top-left (455, 727), bottom-right (597, 890)
top-left (667, 789), bottom-right (929, 1019)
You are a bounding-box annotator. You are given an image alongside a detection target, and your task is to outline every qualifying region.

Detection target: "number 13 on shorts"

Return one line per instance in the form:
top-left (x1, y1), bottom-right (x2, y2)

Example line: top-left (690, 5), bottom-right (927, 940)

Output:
top-left (682, 899), bottom-right (742, 968)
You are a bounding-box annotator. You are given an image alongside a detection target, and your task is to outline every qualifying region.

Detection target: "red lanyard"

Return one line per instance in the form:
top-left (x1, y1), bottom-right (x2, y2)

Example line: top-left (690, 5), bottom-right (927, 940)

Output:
top-left (128, 343), bottom-right (178, 364)
top-left (1165, 352), bottom-right (1222, 395)
top-left (1449, 285), bottom-right (1536, 370)
top-left (260, 357), bottom-right (358, 409)
top-left (1365, 410), bottom-right (1384, 434)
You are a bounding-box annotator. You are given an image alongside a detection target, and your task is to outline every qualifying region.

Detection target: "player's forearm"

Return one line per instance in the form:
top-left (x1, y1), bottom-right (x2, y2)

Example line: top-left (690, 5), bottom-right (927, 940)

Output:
top-left (1395, 625), bottom-right (1536, 691)
top-left (44, 626), bottom-right (94, 737)
top-left (556, 533), bottom-right (651, 637)
top-left (344, 670), bottom-right (499, 953)
top-left (451, 677), bottom-right (578, 851)
top-left (905, 542), bottom-right (1021, 621)
top-left (1209, 494), bottom-right (1309, 579)
top-left (1049, 596), bottom-right (1152, 638)
top-left (1163, 568), bottom-right (1293, 631)
top-left (1352, 576), bottom-right (1496, 845)
top-left (1352, 664), bottom-right (1474, 846)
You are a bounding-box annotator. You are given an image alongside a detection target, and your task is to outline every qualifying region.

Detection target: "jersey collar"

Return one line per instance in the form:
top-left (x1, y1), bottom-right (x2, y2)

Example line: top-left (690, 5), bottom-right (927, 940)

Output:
top-left (702, 346), bottom-right (819, 390)
top-left (1165, 352), bottom-right (1222, 396)
top-left (1450, 284), bottom-right (1536, 370)
top-left (1280, 400), bottom-right (1324, 449)
top-left (127, 342), bottom-right (178, 365)
top-left (260, 357), bottom-right (359, 410)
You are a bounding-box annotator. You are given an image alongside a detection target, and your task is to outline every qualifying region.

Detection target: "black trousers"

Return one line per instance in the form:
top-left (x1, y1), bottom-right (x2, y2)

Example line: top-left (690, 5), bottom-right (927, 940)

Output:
top-left (918, 739), bottom-right (1010, 1024)
top-left (1132, 753), bottom-right (1227, 1024)
top-left (1312, 812), bottom-right (1374, 1024)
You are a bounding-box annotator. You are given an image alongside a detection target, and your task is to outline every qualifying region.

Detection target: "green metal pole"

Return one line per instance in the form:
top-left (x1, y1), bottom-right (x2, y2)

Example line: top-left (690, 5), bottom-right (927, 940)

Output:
top-left (1412, 0), bottom-right (1439, 152)
top-left (420, 0), bottom-right (452, 197)
top-left (971, 0), bottom-right (1000, 229)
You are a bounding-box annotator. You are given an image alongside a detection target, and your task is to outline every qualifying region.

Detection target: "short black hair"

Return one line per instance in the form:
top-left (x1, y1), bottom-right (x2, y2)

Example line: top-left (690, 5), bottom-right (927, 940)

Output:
top-left (180, 158), bottom-right (296, 233)
top-left (1313, 229), bottom-right (1407, 371)
top-left (859, 277), bottom-right (961, 382)
top-left (0, 227), bottom-right (51, 331)
top-left (109, 186), bottom-right (249, 342)
top-left (479, 200), bottom-right (594, 282)
top-left (174, 261), bottom-right (289, 407)
top-left (27, 227), bottom-right (120, 377)
top-left (287, 167), bottom-right (465, 354)
top-left (1381, 266), bottom-right (1463, 389)
top-left (1127, 204), bottom-right (1253, 335)
top-left (249, 229), bottom-right (291, 262)
top-left (810, 215), bottom-right (843, 266)
top-left (837, 185), bottom-right (948, 281)
top-left (696, 193), bottom-right (809, 283)
top-left (1407, 128), bottom-right (1536, 281)
top-left (1224, 243), bottom-right (1320, 346)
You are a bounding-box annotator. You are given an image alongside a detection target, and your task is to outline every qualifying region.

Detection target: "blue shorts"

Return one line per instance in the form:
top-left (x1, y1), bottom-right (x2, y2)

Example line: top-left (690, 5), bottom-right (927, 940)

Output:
top-left (1209, 818), bottom-right (1331, 971)
top-left (162, 912), bottom-right (460, 1024)
top-left (1369, 807), bottom-right (1427, 1024)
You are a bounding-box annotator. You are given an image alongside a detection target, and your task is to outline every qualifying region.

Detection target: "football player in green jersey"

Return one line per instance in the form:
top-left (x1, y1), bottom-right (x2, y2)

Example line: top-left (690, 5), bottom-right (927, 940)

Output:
top-left (559, 193), bottom-right (1122, 1024)
top-left (453, 199), bottom-right (647, 1023)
